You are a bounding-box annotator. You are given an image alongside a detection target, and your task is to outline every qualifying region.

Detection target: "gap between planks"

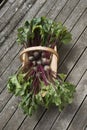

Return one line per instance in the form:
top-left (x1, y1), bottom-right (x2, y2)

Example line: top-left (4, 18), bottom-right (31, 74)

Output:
top-left (0, 0), bottom-right (86, 129)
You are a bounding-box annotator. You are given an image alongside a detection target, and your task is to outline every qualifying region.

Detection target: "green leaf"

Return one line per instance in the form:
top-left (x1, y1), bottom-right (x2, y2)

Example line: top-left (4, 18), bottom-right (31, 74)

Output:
top-left (7, 72), bottom-right (75, 116)
top-left (61, 32), bottom-right (72, 44)
top-left (7, 75), bottom-right (21, 95)
top-left (29, 107), bottom-right (33, 116)
top-left (58, 73), bottom-right (67, 81)
top-left (53, 96), bottom-right (61, 106)
top-left (17, 17), bottom-right (72, 47)
top-left (24, 21), bottom-right (30, 28)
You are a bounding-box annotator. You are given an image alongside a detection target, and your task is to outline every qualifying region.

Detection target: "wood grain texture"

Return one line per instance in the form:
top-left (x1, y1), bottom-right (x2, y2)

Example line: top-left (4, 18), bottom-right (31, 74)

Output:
top-left (0, 96), bottom-right (18, 130)
top-left (68, 96), bottom-right (87, 130)
top-left (1, 0), bottom-right (86, 94)
top-left (0, 1), bottom-right (11, 18)
top-left (0, 88), bottom-right (12, 112)
top-left (58, 9), bottom-right (87, 67)
top-left (64, 0), bottom-right (87, 31)
top-left (0, 43), bottom-right (21, 76)
top-left (47, 0), bottom-right (68, 20)
top-left (0, 54), bottom-right (21, 93)
top-left (3, 108), bottom-right (26, 130)
top-left (34, 39), bottom-right (87, 130)
top-left (55, 0), bottom-right (80, 23)
top-left (36, 0), bottom-right (57, 17)
top-left (0, 0), bottom-right (58, 116)
top-left (0, 0), bottom-right (87, 129)
top-left (58, 28), bottom-right (87, 75)
top-left (51, 71), bottom-right (87, 130)
top-left (34, 8), bottom-right (87, 128)
top-left (18, 107), bottom-right (45, 130)
top-left (0, 0), bottom-right (37, 45)
top-left (0, 0), bottom-right (26, 31)
top-left (0, 0), bottom-right (46, 59)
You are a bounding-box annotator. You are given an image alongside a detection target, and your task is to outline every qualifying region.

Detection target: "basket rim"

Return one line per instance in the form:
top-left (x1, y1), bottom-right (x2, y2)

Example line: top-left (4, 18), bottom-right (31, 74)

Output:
top-left (20, 46), bottom-right (59, 62)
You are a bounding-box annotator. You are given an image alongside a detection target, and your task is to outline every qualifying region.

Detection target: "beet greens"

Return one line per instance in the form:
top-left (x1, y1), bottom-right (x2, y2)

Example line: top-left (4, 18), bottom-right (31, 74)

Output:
top-left (7, 17), bottom-right (75, 116)
top-left (17, 16), bottom-right (72, 48)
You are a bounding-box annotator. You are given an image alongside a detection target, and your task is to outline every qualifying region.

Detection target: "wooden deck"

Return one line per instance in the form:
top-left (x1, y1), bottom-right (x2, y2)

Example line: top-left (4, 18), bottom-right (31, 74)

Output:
top-left (0, 0), bottom-right (87, 130)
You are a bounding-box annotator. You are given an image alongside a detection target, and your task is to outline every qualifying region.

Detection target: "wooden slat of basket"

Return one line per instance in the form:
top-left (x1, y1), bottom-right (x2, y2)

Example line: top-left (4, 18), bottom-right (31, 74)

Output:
top-left (50, 46), bottom-right (58, 74)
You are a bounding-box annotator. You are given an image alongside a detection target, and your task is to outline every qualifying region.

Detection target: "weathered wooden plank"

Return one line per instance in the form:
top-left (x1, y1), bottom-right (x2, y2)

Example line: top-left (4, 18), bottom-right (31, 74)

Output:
top-left (0, 7), bottom-right (85, 126)
top-left (0, 1), bottom-right (11, 18)
top-left (8, 0), bottom-right (15, 4)
top-left (18, 108), bottom-right (45, 130)
top-left (0, 0), bottom-right (36, 43)
top-left (33, 107), bottom-right (60, 130)
top-left (0, 0), bottom-right (63, 46)
top-left (36, 0), bottom-right (57, 17)
top-left (0, 55), bottom-right (42, 130)
top-left (3, 108), bottom-right (26, 130)
top-left (0, 0), bottom-right (86, 59)
top-left (0, 0), bottom-right (64, 61)
top-left (50, 71), bottom-right (87, 130)
top-left (55, 0), bottom-right (80, 23)
top-left (3, 107), bottom-right (44, 130)
top-left (0, 0), bottom-right (16, 17)
top-left (0, 1), bottom-right (86, 127)
top-left (0, 0), bottom-right (26, 31)
top-left (19, 31), bottom-right (87, 130)
top-left (58, 9), bottom-right (87, 66)
top-left (0, 0), bottom-right (59, 114)
top-left (0, 43), bottom-right (21, 76)
top-left (0, 31), bottom-right (17, 60)
top-left (1, 0), bottom-right (86, 62)
top-left (0, 0), bottom-right (68, 90)
top-left (0, 0), bottom-right (69, 107)
top-left (0, 0), bottom-right (48, 128)
top-left (64, 0), bottom-right (87, 31)
top-left (0, 0), bottom-right (85, 79)
top-left (0, 0), bottom-right (84, 60)
top-left (66, 49), bottom-right (87, 85)
top-left (0, 0), bottom-right (57, 111)
top-left (0, 0), bottom-right (46, 59)
top-left (0, 54), bottom-right (21, 93)
top-left (47, 0), bottom-right (68, 20)
top-left (0, 1), bottom-right (87, 130)
top-left (0, 96), bottom-right (18, 130)
top-left (1, 0), bottom-right (86, 81)
top-left (34, 49), bottom-right (87, 130)
top-left (58, 28), bottom-right (87, 75)
top-left (1, 15), bottom-right (86, 112)
top-left (0, 0), bottom-right (47, 93)
top-left (0, 1), bottom-right (67, 65)
top-left (0, 0), bottom-right (68, 77)
top-left (0, 0), bottom-right (58, 128)
top-left (0, 88), bottom-right (12, 112)
top-left (0, 0), bottom-right (72, 128)
top-left (68, 96), bottom-right (87, 130)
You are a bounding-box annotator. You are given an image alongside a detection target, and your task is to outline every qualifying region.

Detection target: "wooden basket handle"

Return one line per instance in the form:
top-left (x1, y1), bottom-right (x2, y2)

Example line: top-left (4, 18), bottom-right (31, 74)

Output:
top-left (20, 46), bottom-right (59, 62)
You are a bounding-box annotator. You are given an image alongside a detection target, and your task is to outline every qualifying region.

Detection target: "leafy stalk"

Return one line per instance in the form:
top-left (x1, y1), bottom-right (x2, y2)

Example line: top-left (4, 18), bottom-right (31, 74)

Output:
top-left (17, 17), bottom-right (72, 48)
